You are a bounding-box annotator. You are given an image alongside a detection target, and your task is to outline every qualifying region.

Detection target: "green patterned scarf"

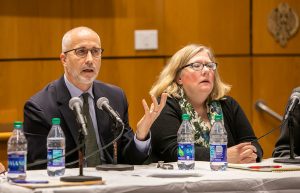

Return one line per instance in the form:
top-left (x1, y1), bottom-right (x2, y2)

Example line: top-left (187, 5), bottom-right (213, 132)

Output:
top-left (177, 87), bottom-right (224, 148)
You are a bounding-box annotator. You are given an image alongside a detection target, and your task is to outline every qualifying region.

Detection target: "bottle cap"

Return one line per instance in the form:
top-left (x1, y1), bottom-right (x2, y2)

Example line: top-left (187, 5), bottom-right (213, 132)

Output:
top-left (182, 114), bottom-right (190, 120)
top-left (215, 114), bottom-right (222, 121)
top-left (13, 121), bottom-right (23, 129)
top-left (52, 118), bottom-right (61, 125)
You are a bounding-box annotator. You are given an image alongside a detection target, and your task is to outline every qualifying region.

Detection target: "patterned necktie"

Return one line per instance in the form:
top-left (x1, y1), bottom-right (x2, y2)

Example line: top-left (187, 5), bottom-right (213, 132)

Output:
top-left (82, 93), bottom-right (101, 166)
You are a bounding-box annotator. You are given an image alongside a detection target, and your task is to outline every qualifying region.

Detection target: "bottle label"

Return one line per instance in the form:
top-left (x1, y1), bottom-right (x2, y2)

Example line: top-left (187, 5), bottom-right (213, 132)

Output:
top-left (210, 144), bottom-right (227, 162)
top-left (178, 143), bottom-right (195, 161)
top-left (47, 149), bottom-right (64, 167)
top-left (8, 154), bottom-right (26, 173)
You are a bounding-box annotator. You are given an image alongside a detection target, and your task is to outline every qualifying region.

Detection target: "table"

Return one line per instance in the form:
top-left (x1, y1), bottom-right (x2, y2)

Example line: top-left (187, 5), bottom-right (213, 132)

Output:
top-left (1, 158), bottom-right (300, 193)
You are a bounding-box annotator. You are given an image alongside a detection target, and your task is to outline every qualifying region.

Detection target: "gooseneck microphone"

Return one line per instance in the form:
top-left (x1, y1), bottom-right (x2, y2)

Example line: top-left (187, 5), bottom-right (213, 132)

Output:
top-left (97, 97), bottom-right (124, 125)
top-left (95, 97), bottom-right (133, 171)
top-left (255, 100), bottom-right (283, 121)
top-left (274, 87), bottom-right (300, 164)
top-left (283, 87), bottom-right (300, 122)
top-left (69, 97), bottom-right (88, 136)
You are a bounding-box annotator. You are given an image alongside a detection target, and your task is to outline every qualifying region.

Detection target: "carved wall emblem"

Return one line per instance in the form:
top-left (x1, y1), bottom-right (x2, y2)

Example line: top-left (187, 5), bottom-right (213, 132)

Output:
top-left (268, 2), bottom-right (299, 47)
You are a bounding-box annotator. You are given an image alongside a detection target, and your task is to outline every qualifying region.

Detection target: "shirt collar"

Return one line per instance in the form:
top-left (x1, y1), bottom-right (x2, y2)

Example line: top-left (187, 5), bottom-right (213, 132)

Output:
top-left (64, 74), bottom-right (94, 99)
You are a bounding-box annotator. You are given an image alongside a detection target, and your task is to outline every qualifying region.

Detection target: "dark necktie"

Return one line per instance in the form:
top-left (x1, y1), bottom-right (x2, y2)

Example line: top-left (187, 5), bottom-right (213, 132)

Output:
top-left (82, 93), bottom-right (101, 166)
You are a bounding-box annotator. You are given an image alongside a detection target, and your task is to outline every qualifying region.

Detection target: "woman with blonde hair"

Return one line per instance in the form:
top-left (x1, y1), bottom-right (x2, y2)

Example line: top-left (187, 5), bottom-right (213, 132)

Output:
top-left (150, 44), bottom-right (263, 163)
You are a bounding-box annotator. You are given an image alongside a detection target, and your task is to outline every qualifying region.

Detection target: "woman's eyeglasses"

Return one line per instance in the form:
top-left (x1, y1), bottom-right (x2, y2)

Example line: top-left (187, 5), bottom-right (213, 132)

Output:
top-left (180, 62), bottom-right (217, 71)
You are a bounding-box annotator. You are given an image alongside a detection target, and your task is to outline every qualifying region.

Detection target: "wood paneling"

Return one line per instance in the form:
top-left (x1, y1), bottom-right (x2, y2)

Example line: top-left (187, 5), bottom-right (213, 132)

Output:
top-left (164, 0), bottom-right (250, 55)
top-left (252, 57), bottom-right (300, 158)
top-left (100, 58), bottom-right (165, 129)
top-left (0, 0), bottom-right (71, 59)
top-left (253, 0), bottom-right (300, 54)
top-left (0, 60), bottom-right (63, 120)
top-left (217, 57), bottom-right (252, 120)
top-left (0, 0), bottom-right (251, 58)
top-left (71, 0), bottom-right (164, 57)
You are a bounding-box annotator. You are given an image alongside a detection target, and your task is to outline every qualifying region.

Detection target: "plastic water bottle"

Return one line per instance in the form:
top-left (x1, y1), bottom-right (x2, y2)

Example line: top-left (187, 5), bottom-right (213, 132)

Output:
top-left (210, 114), bottom-right (228, 171)
top-left (177, 114), bottom-right (195, 170)
top-left (7, 121), bottom-right (27, 180)
top-left (47, 118), bottom-right (65, 176)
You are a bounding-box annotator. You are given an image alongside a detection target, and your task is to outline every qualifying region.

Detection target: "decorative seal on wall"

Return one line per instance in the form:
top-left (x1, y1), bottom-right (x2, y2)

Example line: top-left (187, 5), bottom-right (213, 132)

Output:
top-left (268, 2), bottom-right (299, 47)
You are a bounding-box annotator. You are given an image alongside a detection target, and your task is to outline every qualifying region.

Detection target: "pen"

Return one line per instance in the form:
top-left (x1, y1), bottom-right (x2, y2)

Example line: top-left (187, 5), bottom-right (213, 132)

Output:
top-left (248, 165), bottom-right (282, 169)
top-left (12, 179), bottom-right (49, 184)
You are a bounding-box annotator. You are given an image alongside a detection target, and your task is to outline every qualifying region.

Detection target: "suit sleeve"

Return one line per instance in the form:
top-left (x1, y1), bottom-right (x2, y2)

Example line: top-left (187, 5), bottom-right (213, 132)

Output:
top-left (23, 100), bottom-right (50, 169)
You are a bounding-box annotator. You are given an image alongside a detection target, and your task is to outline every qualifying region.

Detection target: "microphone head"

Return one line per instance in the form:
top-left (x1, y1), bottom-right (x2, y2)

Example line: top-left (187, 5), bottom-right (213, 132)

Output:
top-left (292, 87), bottom-right (300, 93)
top-left (69, 97), bottom-right (83, 110)
top-left (255, 100), bottom-right (266, 111)
top-left (291, 87), bottom-right (300, 100)
top-left (97, 97), bottom-right (109, 110)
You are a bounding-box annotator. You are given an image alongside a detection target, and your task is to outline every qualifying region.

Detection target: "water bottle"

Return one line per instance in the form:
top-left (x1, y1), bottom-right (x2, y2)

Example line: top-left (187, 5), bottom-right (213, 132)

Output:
top-left (210, 114), bottom-right (228, 171)
top-left (47, 118), bottom-right (65, 176)
top-left (7, 121), bottom-right (27, 180)
top-left (177, 114), bottom-right (195, 170)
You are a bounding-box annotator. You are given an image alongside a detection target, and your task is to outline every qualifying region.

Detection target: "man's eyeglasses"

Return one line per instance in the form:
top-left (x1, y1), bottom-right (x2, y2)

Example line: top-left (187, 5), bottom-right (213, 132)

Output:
top-left (64, 47), bottom-right (104, 58)
top-left (180, 62), bottom-right (217, 71)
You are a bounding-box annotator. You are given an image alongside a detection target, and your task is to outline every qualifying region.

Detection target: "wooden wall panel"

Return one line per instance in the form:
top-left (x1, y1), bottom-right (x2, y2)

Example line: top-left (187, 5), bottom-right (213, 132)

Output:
top-left (164, 0), bottom-right (250, 55)
top-left (99, 58), bottom-right (165, 129)
top-left (253, 0), bottom-right (300, 54)
top-left (0, 60), bottom-right (63, 120)
top-left (0, 0), bottom-right (71, 59)
top-left (217, 57), bottom-right (252, 120)
top-left (252, 57), bottom-right (300, 158)
top-left (71, 0), bottom-right (164, 57)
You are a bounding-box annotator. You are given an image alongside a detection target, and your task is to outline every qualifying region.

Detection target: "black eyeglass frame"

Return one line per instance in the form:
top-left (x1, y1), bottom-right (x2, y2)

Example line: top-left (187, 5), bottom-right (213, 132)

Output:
top-left (64, 47), bottom-right (104, 58)
top-left (179, 62), bottom-right (218, 71)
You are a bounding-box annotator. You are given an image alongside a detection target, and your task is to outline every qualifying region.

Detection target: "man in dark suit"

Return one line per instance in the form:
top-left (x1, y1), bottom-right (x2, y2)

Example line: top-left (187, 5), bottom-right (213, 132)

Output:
top-left (24, 26), bottom-right (167, 169)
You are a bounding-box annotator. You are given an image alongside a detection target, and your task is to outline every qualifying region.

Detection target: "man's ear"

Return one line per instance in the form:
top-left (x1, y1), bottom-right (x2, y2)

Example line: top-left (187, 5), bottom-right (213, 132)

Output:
top-left (60, 53), bottom-right (67, 67)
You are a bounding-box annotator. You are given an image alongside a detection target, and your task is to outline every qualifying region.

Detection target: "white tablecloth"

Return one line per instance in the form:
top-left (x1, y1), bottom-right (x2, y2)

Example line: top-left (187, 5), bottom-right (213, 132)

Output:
top-left (1, 158), bottom-right (300, 193)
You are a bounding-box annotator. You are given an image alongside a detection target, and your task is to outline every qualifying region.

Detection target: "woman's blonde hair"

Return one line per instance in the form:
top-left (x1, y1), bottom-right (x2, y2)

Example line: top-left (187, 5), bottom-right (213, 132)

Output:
top-left (150, 44), bottom-right (231, 100)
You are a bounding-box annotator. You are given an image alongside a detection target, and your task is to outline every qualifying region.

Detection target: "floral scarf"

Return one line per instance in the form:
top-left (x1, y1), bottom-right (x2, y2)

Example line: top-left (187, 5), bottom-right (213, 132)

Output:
top-left (178, 87), bottom-right (224, 148)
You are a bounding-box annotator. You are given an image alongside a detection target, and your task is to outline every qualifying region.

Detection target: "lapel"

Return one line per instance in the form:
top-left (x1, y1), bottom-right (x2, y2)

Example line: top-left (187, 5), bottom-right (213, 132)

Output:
top-left (55, 76), bottom-right (80, 145)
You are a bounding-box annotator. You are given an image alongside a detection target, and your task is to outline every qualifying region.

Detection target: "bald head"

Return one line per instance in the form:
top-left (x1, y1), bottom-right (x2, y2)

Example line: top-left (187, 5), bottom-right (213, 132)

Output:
top-left (61, 26), bottom-right (101, 52)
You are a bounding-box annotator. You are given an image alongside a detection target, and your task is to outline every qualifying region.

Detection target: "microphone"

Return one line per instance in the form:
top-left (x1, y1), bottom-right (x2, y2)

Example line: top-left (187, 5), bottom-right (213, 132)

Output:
top-left (273, 87), bottom-right (300, 164)
top-left (69, 97), bottom-right (88, 136)
top-left (96, 97), bottom-right (124, 125)
top-left (255, 100), bottom-right (283, 121)
top-left (96, 97), bottom-right (133, 171)
top-left (283, 87), bottom-right (300, 122)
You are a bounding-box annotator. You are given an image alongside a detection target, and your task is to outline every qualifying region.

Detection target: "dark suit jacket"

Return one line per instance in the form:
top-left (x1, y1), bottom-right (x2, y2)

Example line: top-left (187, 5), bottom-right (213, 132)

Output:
top-left (24, 76), bottom-right (148, 169)
top-left (150, 96), bottom-right (263, 163)
top-left (273, 104), bottom-right (300, 157)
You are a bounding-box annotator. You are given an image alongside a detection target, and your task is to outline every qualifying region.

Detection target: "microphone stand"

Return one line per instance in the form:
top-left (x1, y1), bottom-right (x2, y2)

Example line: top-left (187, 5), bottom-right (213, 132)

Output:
top-left (274, 110), bottom-right (300, 164)
top-left (96, 121), bottom-right (134, 171)
top-left (60, 125), bottom-right (102, 182)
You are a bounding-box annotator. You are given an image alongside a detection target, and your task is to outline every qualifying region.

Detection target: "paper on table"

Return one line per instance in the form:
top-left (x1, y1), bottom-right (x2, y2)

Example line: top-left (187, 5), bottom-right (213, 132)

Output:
top-left (12, 179), bottom-right (104, 189)
top-left (228, 163), bottom-right (300, 172)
